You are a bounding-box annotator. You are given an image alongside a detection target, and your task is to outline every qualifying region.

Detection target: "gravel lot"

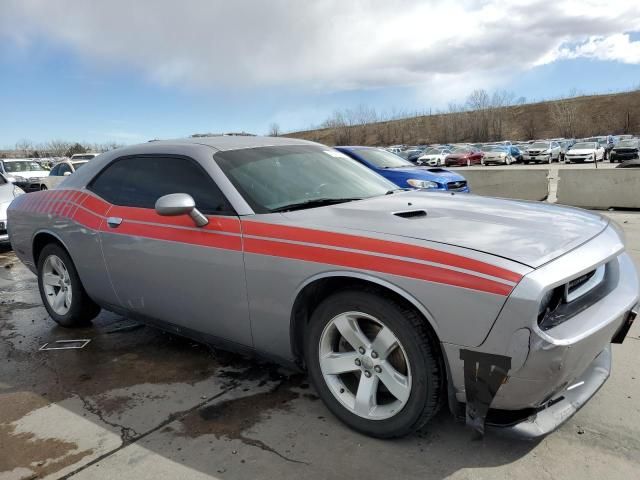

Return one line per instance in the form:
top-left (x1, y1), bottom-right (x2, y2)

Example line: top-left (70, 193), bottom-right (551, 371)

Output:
top-left (1, 203), bottom-right (639, 480)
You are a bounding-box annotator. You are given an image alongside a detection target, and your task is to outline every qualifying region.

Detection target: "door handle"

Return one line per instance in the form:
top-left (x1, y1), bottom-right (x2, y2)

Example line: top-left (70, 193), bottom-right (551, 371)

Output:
top-left (107, 217), bottom-right (123, 228)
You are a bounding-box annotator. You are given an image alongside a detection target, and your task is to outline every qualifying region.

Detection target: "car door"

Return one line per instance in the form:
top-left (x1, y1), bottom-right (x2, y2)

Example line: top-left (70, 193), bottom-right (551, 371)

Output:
top-left (87, 154), bottom-right (252, 347)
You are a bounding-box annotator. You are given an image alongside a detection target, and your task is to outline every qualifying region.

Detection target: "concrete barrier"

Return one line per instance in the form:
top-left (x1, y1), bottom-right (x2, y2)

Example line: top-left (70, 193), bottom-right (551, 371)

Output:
top-left (557, 169), bottom-right (640, 209)
top-left (461, 169), bottom-right (549, 201)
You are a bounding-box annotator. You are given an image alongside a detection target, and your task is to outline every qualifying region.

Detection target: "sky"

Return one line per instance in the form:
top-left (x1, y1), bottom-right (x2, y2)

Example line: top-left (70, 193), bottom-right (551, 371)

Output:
top-left (1, 0), bottom-right (640, 148)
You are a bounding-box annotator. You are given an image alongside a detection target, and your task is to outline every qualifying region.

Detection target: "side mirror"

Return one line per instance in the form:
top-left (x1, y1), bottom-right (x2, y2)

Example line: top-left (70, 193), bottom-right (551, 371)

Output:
top-left (63, 171), bottom-right (72, 176)
top-left (155, 193), bottom-right (209, 227)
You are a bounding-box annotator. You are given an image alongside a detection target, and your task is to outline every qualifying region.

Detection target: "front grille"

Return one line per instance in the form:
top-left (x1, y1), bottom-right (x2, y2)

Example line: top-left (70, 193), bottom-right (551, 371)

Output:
top-left (567, 270), bottom-right (596, 295)
top-left (447, 180), bottom-right (467, 191)
top-left (614, 149), bottom-right (638, 154)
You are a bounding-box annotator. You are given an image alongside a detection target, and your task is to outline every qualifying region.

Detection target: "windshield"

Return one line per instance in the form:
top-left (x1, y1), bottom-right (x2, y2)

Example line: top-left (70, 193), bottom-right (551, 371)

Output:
top-left (354, 148), bottom-right (413, 168)
top-left (72, 161), bottom-right (87, 170)
top-left (71, 154), bottom-right (96, 160)
top-left (529, 142), bottom-right (549, 149)
top-left (617, 140), bottom-right (638, 148)
top-left (451, 147), bottom-right (471, 154)
top-left (214, 145), bottom-right (396, 213)
top-left (3, 161), bottom-right (43, 173)
top-left (423, 148), bottom-right (441, 155)
top-left (571, 142), bottom-right (597, 149)
top-left (481, 146), bottom-right (506, 152)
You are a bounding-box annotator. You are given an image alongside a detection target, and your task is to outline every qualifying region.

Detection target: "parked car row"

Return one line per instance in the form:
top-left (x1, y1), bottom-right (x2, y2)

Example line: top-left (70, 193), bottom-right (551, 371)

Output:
top-left (384, 134), bottom-right (639, 168)
top-left (0, 153), bottom-right (100, 192)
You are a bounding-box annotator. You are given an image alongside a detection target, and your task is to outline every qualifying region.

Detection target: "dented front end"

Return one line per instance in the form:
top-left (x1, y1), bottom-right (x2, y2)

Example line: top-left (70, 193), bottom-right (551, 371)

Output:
top-left (443, 224), bottom-right (640, 438)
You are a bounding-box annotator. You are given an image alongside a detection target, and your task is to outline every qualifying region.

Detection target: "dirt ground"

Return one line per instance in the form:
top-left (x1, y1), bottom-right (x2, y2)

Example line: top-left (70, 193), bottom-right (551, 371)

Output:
top-left (1, 211), bottom-right (639, 480)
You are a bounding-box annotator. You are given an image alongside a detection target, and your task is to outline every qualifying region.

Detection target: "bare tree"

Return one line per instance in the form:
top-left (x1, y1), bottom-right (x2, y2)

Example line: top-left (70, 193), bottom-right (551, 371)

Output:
top-left (15, 139), bottom-right (33, 156)
top-left (551, 100), bottom-right (579, 138)
top-left (268, 122), bottom-right (281, 137)
top-left (46, 140), bottom-right (72, 157)
top-left (465, 89), bottom-right (491, 141)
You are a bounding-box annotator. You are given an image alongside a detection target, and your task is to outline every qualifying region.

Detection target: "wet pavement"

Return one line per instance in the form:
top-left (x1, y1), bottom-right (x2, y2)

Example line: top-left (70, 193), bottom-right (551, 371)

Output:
top-left (1, 211), bottom-right (639, 480)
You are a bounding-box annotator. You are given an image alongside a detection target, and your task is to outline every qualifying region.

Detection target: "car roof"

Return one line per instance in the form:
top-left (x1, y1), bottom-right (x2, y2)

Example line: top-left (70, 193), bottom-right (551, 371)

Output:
top-left (145, 135), bottom-right (318, 152)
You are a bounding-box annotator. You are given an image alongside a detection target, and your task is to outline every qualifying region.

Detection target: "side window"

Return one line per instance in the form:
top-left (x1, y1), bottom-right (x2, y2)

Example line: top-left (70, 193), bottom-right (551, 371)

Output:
top-left (50, 165), bottom-right (61, 176)
top-left (88, 155), bottom-right (234, 216)
top-left (59, 164), bottom-right (72, 175)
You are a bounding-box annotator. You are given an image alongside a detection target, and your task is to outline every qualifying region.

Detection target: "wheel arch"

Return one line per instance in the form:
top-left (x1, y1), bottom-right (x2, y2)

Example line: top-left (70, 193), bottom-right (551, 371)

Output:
top-left (289, 271), bottom-right (441, 369)
top-left (32, 229), bottom-right (70, 265)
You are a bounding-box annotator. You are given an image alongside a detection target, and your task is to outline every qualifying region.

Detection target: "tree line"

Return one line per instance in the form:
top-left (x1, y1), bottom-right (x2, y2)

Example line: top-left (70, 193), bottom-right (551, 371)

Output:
top-left (287, 87), bottom-right (640, 146)
top-left (2, 140), bottom-right (124, 159)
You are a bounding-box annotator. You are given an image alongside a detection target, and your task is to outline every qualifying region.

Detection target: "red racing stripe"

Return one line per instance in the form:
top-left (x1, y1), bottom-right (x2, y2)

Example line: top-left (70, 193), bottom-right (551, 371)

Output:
top-left (107, 205), bottom-right (241, 234)
top-left (244, 237), bottom-right (513, 296)
top-left (108, 221), bottom-right (242, 251)
top-left (243, 221), bottom-right (521, 283)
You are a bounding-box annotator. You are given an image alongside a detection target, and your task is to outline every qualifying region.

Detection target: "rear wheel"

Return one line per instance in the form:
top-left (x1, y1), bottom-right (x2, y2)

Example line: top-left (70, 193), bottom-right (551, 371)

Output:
top-left (40, 185), bottom-right (47, 191)
top-left (305, 289), bottom-right (443, 438)
top-left (37, 243), bottom-right (100, 327)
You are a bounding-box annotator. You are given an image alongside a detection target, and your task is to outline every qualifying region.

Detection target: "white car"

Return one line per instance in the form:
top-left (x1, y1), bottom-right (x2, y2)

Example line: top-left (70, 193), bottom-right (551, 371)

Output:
top-left (40, 159), bottom-right (90, 190)
top-left (564, 142), bottom-right (605, 163)
top-left (0, 173), bottom-right (25, 243)
top-left (0, 159), bottom-right (51, 193)
top-left (417, 147), bottom-right (452, 166)
top-left (480, 145), bottom-right (514, 165)
top-left (522, 141), bottom-right (562, 163)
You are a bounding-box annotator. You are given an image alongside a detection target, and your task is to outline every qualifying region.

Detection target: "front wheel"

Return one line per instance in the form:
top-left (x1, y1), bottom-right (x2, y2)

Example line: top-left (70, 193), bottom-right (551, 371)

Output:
top-left (305, 289), bottom-right (443, 438)
top-left (40, 185), bottom-right (48, 191)
top-left (37, 243), bottom-right (101, 327)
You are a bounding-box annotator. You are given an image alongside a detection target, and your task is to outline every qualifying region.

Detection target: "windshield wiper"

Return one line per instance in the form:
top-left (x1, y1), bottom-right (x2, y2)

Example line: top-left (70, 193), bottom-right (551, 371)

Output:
top-left (270, 197), bottom-right (362, 213)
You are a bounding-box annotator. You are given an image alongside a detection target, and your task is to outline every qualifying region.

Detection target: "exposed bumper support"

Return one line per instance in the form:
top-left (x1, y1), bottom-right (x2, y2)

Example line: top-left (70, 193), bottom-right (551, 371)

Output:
top-left (487, 344), bottom-right (611, 440)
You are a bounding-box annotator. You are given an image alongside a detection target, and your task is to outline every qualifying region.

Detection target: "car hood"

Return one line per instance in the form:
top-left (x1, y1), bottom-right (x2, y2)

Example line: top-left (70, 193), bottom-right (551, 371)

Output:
top-left (8, 170), bottom-right (50, 179)
top-left (282, 192), bottom-right (608, 268)
top-left (567, 149), bottom-right (595, 155)
top-left (483, 151), bottom-right (505, 158)
top-left (446, 153), bottom-right (470, 159)
top-left (384, 167), bottom-right (465, 182)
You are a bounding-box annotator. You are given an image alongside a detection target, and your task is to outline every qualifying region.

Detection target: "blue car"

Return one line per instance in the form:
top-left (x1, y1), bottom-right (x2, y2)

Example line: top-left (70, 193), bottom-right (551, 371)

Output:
top-left (336, 146), bottom-right (470, 192)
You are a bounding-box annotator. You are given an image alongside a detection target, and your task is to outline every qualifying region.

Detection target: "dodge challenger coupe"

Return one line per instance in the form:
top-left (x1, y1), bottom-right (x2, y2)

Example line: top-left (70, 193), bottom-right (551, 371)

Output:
top-left (7, 136), bottom-right (639, 439)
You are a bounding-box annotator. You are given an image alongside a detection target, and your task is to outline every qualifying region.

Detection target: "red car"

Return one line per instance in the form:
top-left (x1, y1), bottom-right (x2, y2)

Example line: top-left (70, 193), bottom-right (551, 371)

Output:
top-left (444, 146), bottom-right (484, 167)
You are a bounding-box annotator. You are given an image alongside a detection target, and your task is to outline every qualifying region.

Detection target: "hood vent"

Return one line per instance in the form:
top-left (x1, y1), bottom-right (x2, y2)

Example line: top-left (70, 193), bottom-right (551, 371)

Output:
top-left (394, 209), bottom-right (427, 219)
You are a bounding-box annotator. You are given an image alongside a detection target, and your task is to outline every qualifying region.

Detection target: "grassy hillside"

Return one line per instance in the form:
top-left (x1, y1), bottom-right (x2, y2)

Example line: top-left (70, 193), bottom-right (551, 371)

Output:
top-left (286, 90), bottom-right (640, 146)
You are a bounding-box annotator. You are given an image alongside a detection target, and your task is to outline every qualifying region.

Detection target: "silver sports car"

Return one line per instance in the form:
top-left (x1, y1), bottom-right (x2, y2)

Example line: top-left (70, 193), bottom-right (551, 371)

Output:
top-left (7, 136), bottom-right (639, 439)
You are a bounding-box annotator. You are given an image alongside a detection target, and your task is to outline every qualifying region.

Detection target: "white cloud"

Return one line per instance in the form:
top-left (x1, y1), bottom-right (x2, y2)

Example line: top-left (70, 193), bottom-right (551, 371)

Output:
top-left (539, 33), bottom-right (640, 65)
top-left (1, 0), bottom-right (639, 95)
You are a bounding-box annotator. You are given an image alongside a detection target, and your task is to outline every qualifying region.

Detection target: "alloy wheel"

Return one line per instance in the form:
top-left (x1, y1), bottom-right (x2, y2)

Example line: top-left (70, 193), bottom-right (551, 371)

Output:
top-left (41, 255), bottom-right (73, 315)
top-left (318, 311), bottom-right (412, 420)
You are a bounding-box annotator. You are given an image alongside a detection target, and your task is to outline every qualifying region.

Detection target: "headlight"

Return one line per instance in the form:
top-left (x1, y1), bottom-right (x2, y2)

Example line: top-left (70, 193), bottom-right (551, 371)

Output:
top-left (13, 186), bottom-right (25, 197)
top-left (500, 153), bottom-right (506, 158)
top-left (407, 179), bottom-right (439, 189)
top-left (537, 286), bottom-right (564, 327)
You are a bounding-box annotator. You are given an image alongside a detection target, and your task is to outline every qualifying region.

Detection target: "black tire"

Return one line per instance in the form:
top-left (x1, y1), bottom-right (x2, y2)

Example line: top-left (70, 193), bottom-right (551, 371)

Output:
top-left (37, 243), bottom-right (100, 327)
top-left (305, 289), bottom-right (443, 438)
top-left (40, 185), bottom-right (47, 191)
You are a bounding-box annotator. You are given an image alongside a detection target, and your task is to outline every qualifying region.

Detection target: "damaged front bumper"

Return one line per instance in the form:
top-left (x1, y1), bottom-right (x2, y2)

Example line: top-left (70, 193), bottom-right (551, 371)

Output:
top-left (442, 225), bottom-right (639, 439)
top-left (486, 344), bottom-right (611, 439)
